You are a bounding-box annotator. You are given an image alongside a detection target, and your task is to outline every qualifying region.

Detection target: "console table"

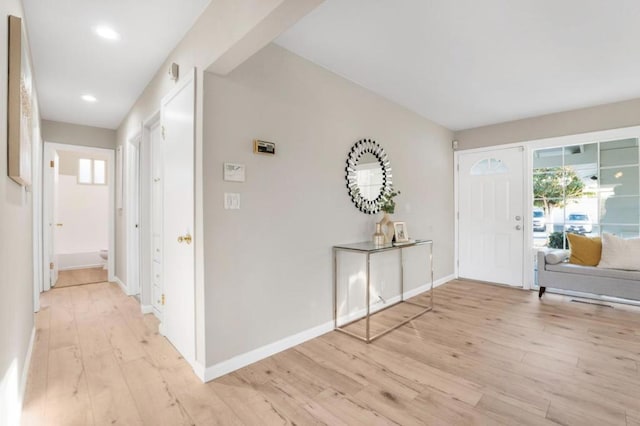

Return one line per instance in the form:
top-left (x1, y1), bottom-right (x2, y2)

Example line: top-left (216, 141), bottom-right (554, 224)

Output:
top-left (333, 239), bottom-right (433, 343)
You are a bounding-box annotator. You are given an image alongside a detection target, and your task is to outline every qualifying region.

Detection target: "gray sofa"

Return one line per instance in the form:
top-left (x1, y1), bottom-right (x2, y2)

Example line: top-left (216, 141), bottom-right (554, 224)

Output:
top-left (537, 250), bottom-right (640, 300)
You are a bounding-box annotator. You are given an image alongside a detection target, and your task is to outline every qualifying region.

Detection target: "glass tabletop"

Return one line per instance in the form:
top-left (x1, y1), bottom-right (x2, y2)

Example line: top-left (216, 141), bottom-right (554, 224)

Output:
top-left (333, 239), bottom-right (432, 252)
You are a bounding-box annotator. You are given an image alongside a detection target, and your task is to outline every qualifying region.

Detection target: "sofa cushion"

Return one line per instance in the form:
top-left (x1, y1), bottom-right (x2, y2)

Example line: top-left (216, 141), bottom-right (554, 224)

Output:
top-left (567, 233), bottom-right (602, 266)
top-left (598, 233), bottom-right (640, 271)
top-left (545, 250), bottom-right (570, 265)
top-left (546, 262), bottom-right (640, 281)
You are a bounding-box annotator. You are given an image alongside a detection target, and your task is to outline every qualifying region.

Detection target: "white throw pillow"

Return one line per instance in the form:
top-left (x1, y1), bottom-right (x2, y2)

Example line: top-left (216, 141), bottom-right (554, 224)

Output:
top-left (597, 233), bottom-right (640, 271)
top-left (545, 250), bottom-right (569, 265)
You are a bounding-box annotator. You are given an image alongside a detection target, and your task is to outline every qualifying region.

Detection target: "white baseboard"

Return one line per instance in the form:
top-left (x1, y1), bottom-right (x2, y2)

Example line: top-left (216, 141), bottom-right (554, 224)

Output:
top-left (140, 304), bottom-right (153, 314)
top-left (196, 274), bottom-right (457, 383)
top-left (113, 276), bottom-right (129, 295)
top-left (59, 263), bottom-right (104, 271)
top-left (17, 326), bottom-right (36, 422)
top-left (203, 320), bottom-right (334, 382)
top-left (190, 360), bottom-right (207, 382)
top-left (435, 273), bottom-right (456, 287)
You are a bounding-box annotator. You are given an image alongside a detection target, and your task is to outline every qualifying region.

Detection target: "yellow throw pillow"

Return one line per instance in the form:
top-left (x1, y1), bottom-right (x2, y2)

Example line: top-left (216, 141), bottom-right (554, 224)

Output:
top-left (567, 233), bottom-right (602, 266)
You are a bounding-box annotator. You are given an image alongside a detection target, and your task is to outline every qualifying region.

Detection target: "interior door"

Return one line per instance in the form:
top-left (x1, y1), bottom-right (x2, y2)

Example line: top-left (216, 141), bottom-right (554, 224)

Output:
top-left (160, 69), bottom-right (195, 364)
top-left (458, 147), bottom-right (524, 286)
top-left (44, 149), bottom-right (60, 288)
top-left (150, 121), bottom-right (164, 319)
top-left (127, 138), bottom-right (141, 295)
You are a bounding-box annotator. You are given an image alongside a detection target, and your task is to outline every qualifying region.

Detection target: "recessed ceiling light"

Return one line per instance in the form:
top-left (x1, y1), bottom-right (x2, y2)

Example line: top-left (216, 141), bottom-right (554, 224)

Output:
top-left (94, 25), bottom-right (120, 41)
top-left (81, 94), bottom-right (97, 103)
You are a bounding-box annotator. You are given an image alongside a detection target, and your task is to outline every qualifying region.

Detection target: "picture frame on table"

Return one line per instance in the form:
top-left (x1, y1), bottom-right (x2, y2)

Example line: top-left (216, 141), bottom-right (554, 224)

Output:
top-left (393, 221), bottom-right (409, 242)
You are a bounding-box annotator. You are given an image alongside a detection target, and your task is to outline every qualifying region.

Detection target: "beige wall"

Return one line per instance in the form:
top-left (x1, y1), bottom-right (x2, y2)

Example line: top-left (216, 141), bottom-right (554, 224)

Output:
top-left (455, 98), bottom-right (640, 150)
top-left (42, 120), bottom-right (116, 149)
top-left (114, 0), bottom-right (322, 368)
top-left (203, 44), bottom-right (455, 366)
top-left (0, 0), bottom-right (37, 422)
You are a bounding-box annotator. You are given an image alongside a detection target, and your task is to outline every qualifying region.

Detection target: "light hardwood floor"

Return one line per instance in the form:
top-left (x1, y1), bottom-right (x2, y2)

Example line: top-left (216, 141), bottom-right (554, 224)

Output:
top-left (55, 267), bottom-right (108, 288)
top-left (22, 279), bottom-right (640, 425)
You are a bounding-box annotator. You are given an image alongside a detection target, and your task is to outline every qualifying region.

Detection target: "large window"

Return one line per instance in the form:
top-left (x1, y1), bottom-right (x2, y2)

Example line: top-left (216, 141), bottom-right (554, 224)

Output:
top-left (533, 138), bottom-right (639, 250)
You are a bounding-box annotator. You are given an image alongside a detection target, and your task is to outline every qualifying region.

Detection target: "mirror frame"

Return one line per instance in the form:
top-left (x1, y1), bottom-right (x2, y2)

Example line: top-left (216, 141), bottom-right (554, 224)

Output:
top-left (345, 138), bottom-right (393, 214)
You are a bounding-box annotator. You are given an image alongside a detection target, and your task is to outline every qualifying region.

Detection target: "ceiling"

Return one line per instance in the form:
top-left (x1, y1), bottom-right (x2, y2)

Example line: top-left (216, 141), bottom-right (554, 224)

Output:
top-left (276, 0), bottom-right (640, 131)
top-left (23, 0), bottom-right (211, 129)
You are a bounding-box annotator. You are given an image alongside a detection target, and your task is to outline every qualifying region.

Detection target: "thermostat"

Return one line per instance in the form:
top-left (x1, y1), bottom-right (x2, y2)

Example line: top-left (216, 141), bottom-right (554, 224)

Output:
top-left (253, 140), bottom-right (276, 155)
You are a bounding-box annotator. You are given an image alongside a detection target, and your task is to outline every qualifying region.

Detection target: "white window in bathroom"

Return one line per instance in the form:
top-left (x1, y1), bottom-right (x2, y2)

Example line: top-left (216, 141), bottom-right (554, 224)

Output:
top-left (78, 158), bottom-right (107, 185)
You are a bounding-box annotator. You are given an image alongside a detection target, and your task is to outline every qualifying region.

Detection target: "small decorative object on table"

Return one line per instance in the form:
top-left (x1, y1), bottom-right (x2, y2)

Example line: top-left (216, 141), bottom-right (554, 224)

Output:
top-left (373, 222), bottom-right (385, 246)
top-left (378, 188), bottom-right (401, 243)
top-left (393, 221), bottom-right (414, 246)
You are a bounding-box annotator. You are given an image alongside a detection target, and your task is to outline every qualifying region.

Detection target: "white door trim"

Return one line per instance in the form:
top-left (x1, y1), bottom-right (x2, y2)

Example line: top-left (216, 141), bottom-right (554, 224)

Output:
top-left (32, 127), bottom-right (43, 312)
top-left (126, 132), bottom-right (142, 296)
top-left (454, 145), bottom-right (527, 288)
top-left (42, 142), bottom-right (116, 286)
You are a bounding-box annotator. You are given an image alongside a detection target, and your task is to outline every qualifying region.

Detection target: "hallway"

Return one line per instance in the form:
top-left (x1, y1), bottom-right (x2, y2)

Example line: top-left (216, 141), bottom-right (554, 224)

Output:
top-left (54, 268), bottom-right (108, 288)
top-left (21, 282), bottom-right (200, 425)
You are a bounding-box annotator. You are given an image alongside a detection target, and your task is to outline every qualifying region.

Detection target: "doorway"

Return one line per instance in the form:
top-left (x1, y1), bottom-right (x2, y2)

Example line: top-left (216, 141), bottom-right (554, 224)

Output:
top-left (126, 134), bottom-right (141, 296)
top-left (159, 69), bottom-right (196, 364)
top-left (457, 147), bottom-right (525, 287)
top-left (43, 143), bottom-right (115, 290)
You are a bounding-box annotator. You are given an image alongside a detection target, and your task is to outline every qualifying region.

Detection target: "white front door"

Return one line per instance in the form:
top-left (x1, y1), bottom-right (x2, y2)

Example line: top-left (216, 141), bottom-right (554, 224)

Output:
top-left (160, 70), bottom-right (196, 364)
top-left (458, 147), bottom-right (524, 287)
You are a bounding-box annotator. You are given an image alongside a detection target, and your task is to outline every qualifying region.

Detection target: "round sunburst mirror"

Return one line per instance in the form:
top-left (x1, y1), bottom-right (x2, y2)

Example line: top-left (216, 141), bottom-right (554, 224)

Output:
top-left (345, 138), bottom-right (393, 214)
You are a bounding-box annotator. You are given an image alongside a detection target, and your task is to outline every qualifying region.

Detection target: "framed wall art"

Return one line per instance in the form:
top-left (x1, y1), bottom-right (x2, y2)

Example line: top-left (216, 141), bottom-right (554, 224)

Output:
top-left (7, 15), bottom-right (33, 186)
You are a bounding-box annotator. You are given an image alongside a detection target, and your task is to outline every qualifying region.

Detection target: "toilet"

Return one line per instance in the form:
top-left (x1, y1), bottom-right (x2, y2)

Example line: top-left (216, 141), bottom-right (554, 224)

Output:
top-left (99, 249), bottom-right (108, 269)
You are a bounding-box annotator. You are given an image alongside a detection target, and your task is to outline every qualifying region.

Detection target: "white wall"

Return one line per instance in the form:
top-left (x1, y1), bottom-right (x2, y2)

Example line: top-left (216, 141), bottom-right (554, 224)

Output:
top-left (203, 44), bottom-right (455, 367)
top-left (455, 97), bottom-right (640, 150)
top-left (0, 1), bottom-right (38, 424)
top-left (56, 175), bottom-right (108, 269)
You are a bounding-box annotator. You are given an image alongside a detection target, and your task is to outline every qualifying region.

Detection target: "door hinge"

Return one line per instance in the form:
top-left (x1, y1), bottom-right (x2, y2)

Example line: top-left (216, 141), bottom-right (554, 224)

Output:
top-left (457, 163), bottom-right (459, 171)
top-left (50, 160), bottom-right (54, 168)
top-left (49, 262), bottom-right (54, 270)
top-left (161, 294), bottom-right (165, 305)
top-left (161, 126), bottom-right (166, 140)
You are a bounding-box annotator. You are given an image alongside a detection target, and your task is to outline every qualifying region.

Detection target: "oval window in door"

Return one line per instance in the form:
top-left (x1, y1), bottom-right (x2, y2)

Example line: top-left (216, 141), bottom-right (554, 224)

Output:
top-left (470, 158), bottom-right (509, 176)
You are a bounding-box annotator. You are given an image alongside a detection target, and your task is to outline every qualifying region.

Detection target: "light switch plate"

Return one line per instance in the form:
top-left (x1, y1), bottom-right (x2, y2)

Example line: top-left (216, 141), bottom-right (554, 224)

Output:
top-left (224, 193), bottom-right (240, 209)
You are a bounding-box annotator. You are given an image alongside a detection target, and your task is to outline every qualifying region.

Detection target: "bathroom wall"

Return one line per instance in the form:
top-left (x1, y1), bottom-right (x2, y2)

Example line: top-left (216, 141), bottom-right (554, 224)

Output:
top-left (56, 150), bottom-right (109, 270)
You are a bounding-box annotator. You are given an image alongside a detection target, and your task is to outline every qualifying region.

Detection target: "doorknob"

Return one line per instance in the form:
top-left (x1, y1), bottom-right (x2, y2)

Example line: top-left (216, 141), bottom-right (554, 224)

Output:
top-left (515, 216), bottom-right (521, 221)
top-left (515, 225), bottom-right (522, 230)
top-left (177, 233), bottom-right (192, 244)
